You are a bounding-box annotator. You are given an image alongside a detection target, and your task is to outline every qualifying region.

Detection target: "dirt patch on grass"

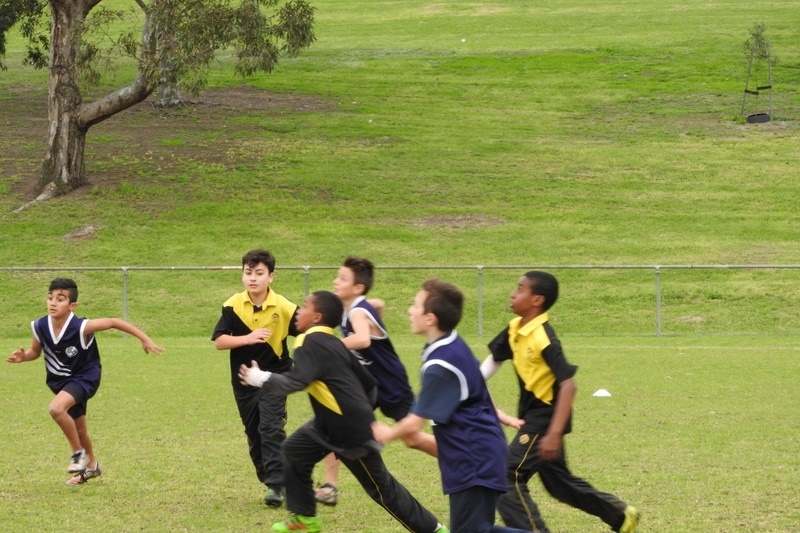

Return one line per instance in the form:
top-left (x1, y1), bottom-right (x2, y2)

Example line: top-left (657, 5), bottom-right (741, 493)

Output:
top-left (190, 86), bottom-right (336, 113)
top-left (409, 214), bottom-right (506, 230)
top-left (3, 86), bottom-right (336, 200)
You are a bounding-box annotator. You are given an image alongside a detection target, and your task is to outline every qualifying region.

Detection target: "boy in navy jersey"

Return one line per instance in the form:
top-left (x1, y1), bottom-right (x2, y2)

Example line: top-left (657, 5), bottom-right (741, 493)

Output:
top-left (481, 271), bottom-right (639, 533)
top-left (239, 290), bottom-right (448, 533)
top-left (212, 249), bottom-right (300, 507)
top-left (373, 278), bottom-right (531, 533)
top-left (316, 256), bottom-right (433, 505)
top-left (7, 277), bottom-right (163, 485)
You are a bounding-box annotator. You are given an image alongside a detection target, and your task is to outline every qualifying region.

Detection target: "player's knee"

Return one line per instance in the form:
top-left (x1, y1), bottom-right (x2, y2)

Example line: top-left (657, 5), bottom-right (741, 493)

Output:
top-left (48, 402), bottom-right (66, 419)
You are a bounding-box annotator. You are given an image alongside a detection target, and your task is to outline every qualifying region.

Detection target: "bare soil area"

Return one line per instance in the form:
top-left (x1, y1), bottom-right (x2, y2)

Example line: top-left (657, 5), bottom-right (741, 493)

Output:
top-left (3, 86), bottom-right (335, 199)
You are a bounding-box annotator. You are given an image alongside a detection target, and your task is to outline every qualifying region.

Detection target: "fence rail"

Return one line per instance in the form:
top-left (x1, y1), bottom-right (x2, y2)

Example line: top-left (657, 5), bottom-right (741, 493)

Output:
top-left (2, 264), bottom-right (798, 337)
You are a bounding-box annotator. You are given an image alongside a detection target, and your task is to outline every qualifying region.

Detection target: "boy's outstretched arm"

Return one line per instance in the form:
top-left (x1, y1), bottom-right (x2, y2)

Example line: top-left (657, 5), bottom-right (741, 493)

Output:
top-left (372, 414), bottom-right (438, 457)
top-left (341, 309), bottom-right (372, 350)
top-left (538, 376), bottom-right (576, 461)
top-left (7, 339), bottom-right (42, 363)
top-left (496, 408), bottom-right (524, 429)
top-left (480, 354), bottom-right (503, 380)
top-left (480, 355), bottom-right (524, 428)
top-left (239, 360), bottom-right (272, 387)
top-left (84, 318), bottom-right (164, 355)
top-left (367, 298), bottom-right (385, 317)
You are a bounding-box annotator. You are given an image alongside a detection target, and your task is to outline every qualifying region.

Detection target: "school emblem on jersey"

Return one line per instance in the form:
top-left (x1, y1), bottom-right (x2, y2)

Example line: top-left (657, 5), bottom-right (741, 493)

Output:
top-left (65, 346), bottom-right (79, 358)
top-left (271, 313), bottom-right (279, 323)
top-left (519, 434), bottom-right (530, 445)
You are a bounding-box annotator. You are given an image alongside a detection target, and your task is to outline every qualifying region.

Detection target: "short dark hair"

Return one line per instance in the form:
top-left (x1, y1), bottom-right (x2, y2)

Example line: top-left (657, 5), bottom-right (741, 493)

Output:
top-left (421, 278), bottom-right (463, 332)
top-left (49, 278), bottom-right (79, 303)
top-left (310, 290), bottom-right (344, 328)
top-left (523, 271), bottom-right (559, 311)
top-left (242, 249), bottom-right (276, 272)
top-left (343, 256), bottom-right (374, 295)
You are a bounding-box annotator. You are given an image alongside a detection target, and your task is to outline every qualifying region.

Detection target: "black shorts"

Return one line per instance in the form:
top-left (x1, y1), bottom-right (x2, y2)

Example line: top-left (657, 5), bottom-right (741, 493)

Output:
top-left (61, 382), bottom-right (90, 419)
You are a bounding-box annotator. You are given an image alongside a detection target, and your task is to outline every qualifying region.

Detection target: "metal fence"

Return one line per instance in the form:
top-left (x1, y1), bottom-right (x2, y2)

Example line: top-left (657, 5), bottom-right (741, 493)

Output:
top-left (2, 264), bottom-right (798, 338)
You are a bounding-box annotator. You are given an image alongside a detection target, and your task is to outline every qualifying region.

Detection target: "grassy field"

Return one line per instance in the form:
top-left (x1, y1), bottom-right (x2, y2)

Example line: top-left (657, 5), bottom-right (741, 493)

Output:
top-left (1, 0), bottom-right (799, 531)
top-left (1, 0), bottom-right (798, 337)
top-left (1, 336), bottom-right (798, 532)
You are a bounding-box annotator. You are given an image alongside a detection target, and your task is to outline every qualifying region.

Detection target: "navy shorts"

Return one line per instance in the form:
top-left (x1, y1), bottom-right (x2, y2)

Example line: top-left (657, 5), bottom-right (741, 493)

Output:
top-left (61, 382), bottom-right (92, 419)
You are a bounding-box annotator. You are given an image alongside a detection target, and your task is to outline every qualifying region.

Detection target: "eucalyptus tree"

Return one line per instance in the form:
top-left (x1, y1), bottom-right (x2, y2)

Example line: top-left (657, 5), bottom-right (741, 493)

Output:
top-left (0, 0), bottom-right (315, 200)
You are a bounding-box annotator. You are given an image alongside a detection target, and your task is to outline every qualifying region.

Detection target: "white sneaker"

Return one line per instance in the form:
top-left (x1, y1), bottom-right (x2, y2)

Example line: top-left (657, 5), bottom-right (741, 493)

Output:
top-left (66, 462), bottom-right (102, 485)
top-left (314, 483), bottom-right (339, 506)
top-left (67, 450), bottom-right (89, 473)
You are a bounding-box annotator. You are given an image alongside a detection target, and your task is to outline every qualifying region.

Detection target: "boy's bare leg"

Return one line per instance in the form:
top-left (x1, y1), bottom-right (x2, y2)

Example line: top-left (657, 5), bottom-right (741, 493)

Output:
top-left (49, 391), bottom-right (81, 451)
top-left (74, 416), bottom-right (96, 467)
top-left (322, 452), bottom-right (340, 486)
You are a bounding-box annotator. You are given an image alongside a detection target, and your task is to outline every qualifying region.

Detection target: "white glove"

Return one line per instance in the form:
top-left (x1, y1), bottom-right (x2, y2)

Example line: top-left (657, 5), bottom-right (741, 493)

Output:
top-left (239, 361), bottom-right (272, 387)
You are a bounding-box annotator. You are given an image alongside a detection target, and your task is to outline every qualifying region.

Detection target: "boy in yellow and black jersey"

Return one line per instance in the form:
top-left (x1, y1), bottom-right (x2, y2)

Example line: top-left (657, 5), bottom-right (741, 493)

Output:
top-left (481, 271), bottom-right (640, 533)
top-left (212, 249), bottom-right (299, 507)
top-left (239, 290), bottom-right (448, 533)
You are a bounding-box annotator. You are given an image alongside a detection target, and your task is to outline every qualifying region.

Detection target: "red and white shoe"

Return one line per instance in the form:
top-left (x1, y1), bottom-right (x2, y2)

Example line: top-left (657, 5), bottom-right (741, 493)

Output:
top-left (66, 462), bottom-right (102, 486)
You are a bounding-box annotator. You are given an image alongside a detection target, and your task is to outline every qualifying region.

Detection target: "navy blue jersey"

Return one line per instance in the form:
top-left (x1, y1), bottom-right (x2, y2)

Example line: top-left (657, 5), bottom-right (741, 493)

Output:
top-left (341, 297), bottom-right (413, 412)
top-left (412, 331), bottom-right (507, 495)
top-left (32, 313), bottom-right (102, 397)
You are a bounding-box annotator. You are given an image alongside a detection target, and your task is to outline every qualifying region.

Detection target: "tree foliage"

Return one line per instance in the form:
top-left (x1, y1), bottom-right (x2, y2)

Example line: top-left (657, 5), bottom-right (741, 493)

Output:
top-left (3, 0), bottom-right (316, 96)
top-left (0, 0), bottom-right (47, 70)
top-left (743, 22), bottom-right (775, 64)
top-left (0, 0), bottom-right (316, 200)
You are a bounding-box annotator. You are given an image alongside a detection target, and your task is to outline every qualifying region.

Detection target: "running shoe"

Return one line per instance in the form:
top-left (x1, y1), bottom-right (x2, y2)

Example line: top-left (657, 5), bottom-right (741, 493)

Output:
top-left (67, 450), bottom-right (89, 473)
top-left (314, 483), bottom-right (339, 506)
top-left (265, 485), bottom-right (285, 508)
top-left (271, 514), bottom-right (322, 532)
top-left (619, 505), bottom-right (640, 533)
top-left (66, 462), bottom-right (102, 486)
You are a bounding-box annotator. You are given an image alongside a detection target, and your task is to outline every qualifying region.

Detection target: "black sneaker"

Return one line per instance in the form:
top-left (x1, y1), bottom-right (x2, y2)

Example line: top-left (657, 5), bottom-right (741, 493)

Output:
top-left (264, 485), bottom-right (284, 508)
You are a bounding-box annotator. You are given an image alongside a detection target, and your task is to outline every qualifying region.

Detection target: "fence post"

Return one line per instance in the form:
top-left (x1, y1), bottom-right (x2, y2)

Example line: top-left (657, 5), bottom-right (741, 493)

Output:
top-left (655, 266), bottom-right (662, 337)
top-left (302, 266), bottom-right (310, 296)
top-left (477, 265), bottom-right (484, 337)
top-left (122, 267), bottom-right (129, 338)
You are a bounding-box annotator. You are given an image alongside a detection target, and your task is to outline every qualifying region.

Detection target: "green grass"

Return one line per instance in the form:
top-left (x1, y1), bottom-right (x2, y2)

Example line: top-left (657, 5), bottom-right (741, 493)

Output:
top-left (1, 336), bottom-right (798, 532)
top-left (1, 0), bottom-right (799, 270)
top-left (1, 0), bottom-right (800, 531)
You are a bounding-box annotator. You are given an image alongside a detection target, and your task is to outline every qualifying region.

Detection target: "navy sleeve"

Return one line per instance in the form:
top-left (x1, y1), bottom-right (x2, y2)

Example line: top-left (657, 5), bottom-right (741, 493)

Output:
top-left (412, 365), bottom-right (462, 424)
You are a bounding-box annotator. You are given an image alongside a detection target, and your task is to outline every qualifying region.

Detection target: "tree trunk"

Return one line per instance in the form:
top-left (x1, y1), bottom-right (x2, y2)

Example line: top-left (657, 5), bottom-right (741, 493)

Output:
top-left (36, 0), bottom-right (89, 199)
top-left (36, 0), bottom-right (156, 200)
top-left (155, 68), bottom-right (184, 108)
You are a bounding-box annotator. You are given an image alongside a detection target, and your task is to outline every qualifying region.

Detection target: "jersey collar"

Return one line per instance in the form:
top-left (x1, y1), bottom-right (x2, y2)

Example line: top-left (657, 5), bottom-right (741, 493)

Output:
top-left (304, 325), bottom-right (335, 336)
top-left (510, 312), bottom-right (549, 337)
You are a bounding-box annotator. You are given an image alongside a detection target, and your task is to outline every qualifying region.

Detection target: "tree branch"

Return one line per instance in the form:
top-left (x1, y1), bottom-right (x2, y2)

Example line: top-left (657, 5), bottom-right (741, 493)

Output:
top-left (77, 73), bottom-right (153, 128)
